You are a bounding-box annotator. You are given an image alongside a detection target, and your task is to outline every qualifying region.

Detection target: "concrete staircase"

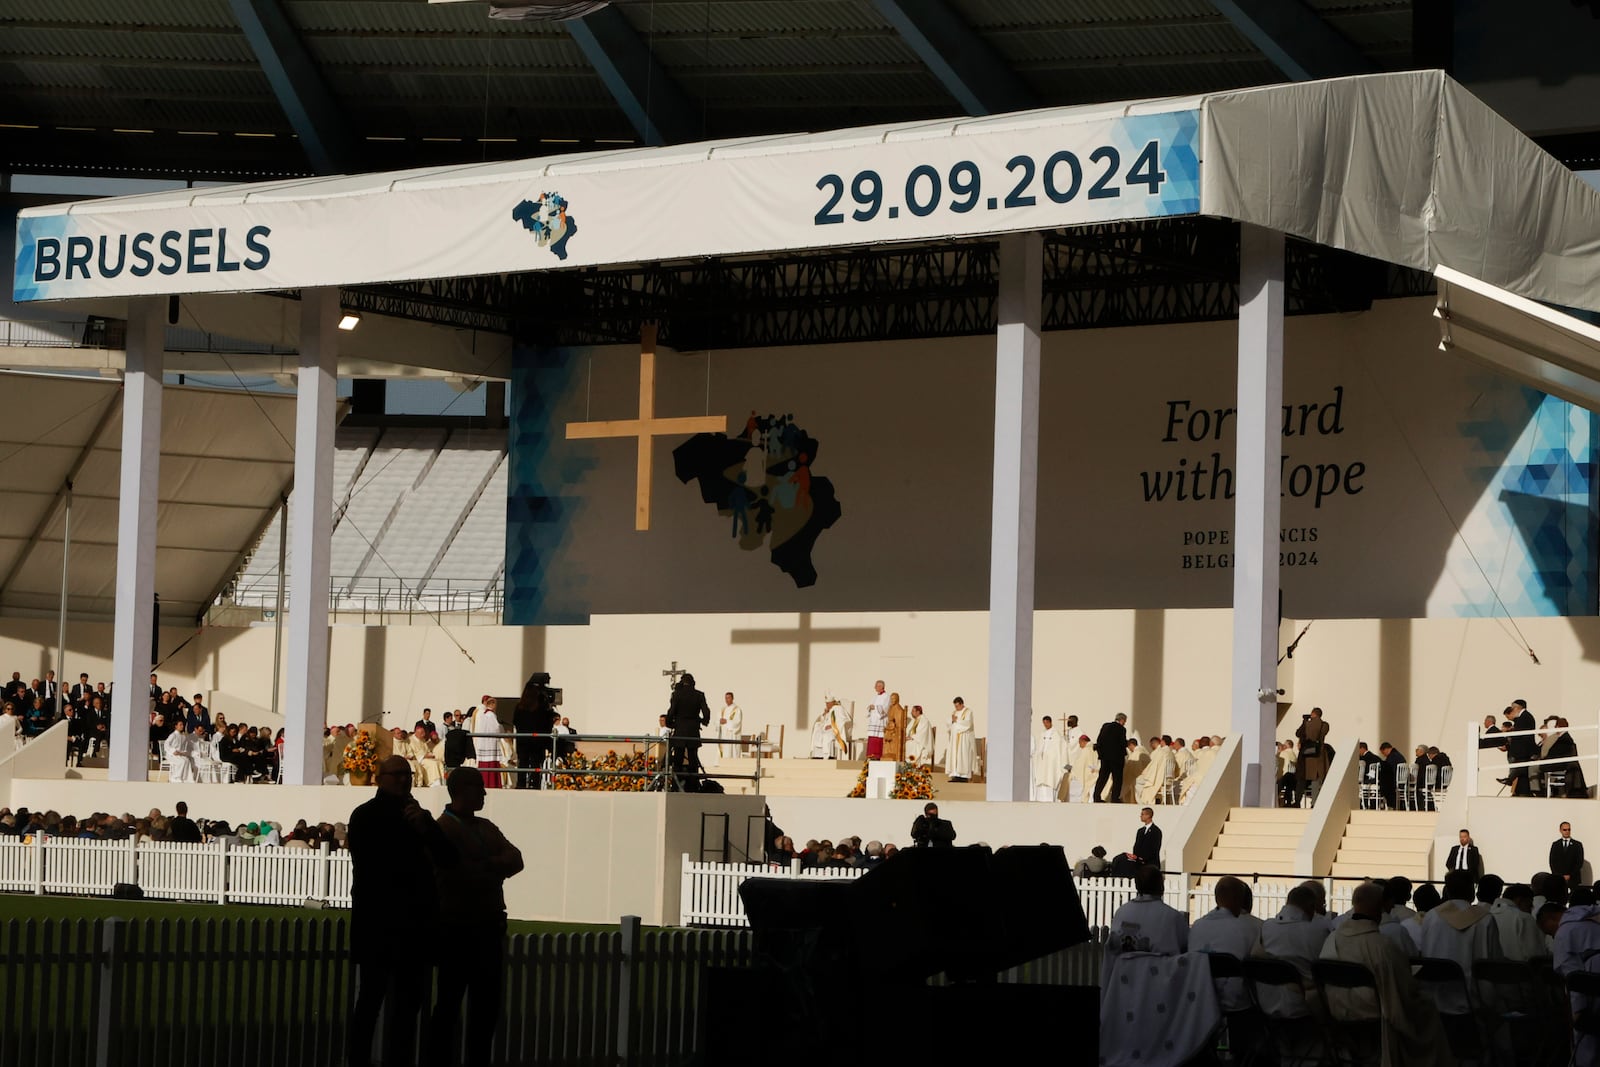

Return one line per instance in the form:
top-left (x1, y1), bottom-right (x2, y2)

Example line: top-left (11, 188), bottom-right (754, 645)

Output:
top-left (722, 757), bottom-right (863, 798)
top-left (1204, 807), bottom-right (1311, 875)
top-left (1329, 810), bottom-right (1436, 881)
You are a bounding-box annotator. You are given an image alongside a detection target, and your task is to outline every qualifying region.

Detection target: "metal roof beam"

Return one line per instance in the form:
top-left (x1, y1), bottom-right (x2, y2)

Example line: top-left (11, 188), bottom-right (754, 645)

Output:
top-left (869, 0), bottom-right (1037, 116)
top-left (227, 0), bottom-right (358, 173)
top-left (565, 7), bottom-right (699, 146)
top-left (1211, 0), bottom-right (1372, 81)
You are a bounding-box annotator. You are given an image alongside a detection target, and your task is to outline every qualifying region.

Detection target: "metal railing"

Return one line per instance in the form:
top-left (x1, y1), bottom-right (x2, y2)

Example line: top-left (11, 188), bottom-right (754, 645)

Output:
top-left (226, 575), bottom-right (505, 623)
top-left (466, 731), bottom-right (763, 793)
top-left (0, 911), bottom-right (752, 1067)
top-left (680, 855), bottom-right (1367, 931)
top-left (1463, 720), bottom-right (1599, 797)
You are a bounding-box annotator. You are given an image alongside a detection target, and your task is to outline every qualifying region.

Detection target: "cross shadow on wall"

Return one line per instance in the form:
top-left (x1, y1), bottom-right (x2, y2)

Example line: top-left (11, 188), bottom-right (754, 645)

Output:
top-left (730, 613), bottom-right (881, 735)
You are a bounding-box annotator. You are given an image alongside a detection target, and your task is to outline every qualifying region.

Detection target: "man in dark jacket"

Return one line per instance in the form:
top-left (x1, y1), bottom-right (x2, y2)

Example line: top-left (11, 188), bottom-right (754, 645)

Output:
top-left (1551, 821), bottom-right (1586, 884)
top-left (909, 802), bottom-right (956, 847)
top-left (1093, 713), bottom-right (1129, 803)
top-left (1503, 700), bottom-right (1537, 796)
top-left (347, 755), bottom-right (456, 1067)
top-left (666, 672), bottom-right (711, 791)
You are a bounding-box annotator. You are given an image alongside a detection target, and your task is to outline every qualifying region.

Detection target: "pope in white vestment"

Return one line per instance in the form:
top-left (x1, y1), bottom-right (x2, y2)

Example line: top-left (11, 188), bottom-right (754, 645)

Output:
top-left (904, 708), bottom-right (932, 765)
top-left (164, 723), bottom-right (197, 783)
top-left (945, 700), bottom-right (976, 780)
top-left (1030, 719), bottom-right (1067, 802)
top-left (810, 699), bottom-right (849, 759)
top-left (1066, 735), bottom-right (1096, 802)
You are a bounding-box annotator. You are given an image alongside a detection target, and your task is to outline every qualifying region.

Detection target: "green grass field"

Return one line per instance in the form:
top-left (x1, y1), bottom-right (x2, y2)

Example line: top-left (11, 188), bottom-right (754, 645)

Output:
top-left (0, 891), bottom-right (614, 935)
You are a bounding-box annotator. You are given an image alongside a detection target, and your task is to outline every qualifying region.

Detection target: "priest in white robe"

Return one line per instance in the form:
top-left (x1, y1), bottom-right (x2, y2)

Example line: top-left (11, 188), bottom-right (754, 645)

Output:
top-left (1029, 716), bottom-right (1067, 802)
top-left (711, 692), bottom-right (743, 767)
top-left (904, 705), bottom-right (932, 765)
top-left (1258, 886), bottom-right (1328, 1018)
top-left (1066, 734), bottom-right (1096, 802)
top-left (1490, 885), bottom-right (1549, 962)
top-left (1419, 870), bottom-right (1502, 1014)
top-left (1136, 737), bottom-right (1175, 805)
top-left (945, 698), bottom-right (976, 781)
top-left (1182, 742), bottom-right (1217, 802)
top-left (1188, 876), bottom-right (1263, 1010)
top-left (810, 698), bottom-right (849, 759)
top-left (163, 720), bottom-right (198, 783)
top-left (1320, 883), bottom-right (1452, 1067)
top-left (1104, 866), bottom-right (1188, 965)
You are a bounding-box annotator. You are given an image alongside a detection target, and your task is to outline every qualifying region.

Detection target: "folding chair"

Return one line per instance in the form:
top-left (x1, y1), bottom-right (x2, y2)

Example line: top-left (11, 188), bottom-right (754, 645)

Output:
top-left (1473, 958), bottom-right (1557, 1066)
top-left (1242, 956), bottom-right (1322, 1067)
top-left (1205, 952), bottom-right (1261, 1065)
top-left (1420, 764), bottom-right (1438, 810)
top-left (1546, 768), bottom-right (1569, 798)
top-left (1435, 764), bottom-right (1452, 803)
top-left (1359, 762), bottom-right (1384, 810)
top-left (1393, 763), bottom-right (1414, 811)
top-left (1311, 959), bottom-right (1383, 1067)
top-left (1414, 957), bottom-right (1486, 1062)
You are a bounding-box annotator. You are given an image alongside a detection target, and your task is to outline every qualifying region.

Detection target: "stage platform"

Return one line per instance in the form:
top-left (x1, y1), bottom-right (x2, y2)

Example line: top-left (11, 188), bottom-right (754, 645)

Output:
top-left (716, 756), bottom-right (987, 800)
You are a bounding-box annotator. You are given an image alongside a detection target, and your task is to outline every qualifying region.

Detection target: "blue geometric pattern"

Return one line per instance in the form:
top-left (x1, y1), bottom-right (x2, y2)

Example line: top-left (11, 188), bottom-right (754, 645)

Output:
top-left (504, 344), bottom-right (594, 625)
top-left (1119, 111), bottom-right (1200, 218)
top-left (1431, 385), bottom-right (1597, 617)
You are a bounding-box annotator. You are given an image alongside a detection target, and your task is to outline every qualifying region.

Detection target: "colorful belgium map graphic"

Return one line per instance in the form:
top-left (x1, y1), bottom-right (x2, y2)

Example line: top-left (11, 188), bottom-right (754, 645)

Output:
top-left (511, 192), bottom-right (577, 260)
top-left (673, 412), bottom-right (842, 587)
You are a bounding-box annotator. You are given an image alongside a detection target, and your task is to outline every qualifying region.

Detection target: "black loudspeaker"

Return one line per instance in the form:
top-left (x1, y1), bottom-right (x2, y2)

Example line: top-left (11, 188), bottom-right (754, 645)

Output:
top-left (112, 882), bottom-right (144, 900)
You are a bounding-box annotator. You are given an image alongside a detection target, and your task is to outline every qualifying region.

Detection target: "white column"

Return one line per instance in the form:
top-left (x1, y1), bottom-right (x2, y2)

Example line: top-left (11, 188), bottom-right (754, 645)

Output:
top-left (108, 299), bottom-right (164, 782)
top-left (1231, 225), bottom-right (1284, 807)
top-left (986, 231), bottom-right (1043, 802)
top-left (282, 289), bottom-right (339, 786)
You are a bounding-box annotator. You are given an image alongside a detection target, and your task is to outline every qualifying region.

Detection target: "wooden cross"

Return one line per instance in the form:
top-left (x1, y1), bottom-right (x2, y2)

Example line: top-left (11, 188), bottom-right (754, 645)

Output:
top-left (565, 323), bottom-right (726, 531)
top-left (661, 660), bottom-right (688, 687)
top-left (730, 612), bottom-right (881, 731)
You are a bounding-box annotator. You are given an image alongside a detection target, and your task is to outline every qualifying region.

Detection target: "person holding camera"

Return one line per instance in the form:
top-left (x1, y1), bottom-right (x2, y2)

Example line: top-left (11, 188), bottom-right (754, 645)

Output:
top-left (1294, 706), bottom-right (1330, 801)
top-left (666, 672), bottom-right (711, 791)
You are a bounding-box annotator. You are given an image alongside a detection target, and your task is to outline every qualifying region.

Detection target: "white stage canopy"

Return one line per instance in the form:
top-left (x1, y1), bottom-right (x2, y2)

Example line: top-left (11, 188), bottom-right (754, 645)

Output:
top-left (14, 70), bottom-right (1600, 316)
top-left (0, 372), bottom-right (300, 622)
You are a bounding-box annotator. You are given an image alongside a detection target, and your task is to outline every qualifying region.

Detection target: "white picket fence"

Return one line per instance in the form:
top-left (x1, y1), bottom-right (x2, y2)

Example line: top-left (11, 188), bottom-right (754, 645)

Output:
top-left (0, 836), bottom-right (353, 907)
top-left (681, 854), bottom-right (1362, 932)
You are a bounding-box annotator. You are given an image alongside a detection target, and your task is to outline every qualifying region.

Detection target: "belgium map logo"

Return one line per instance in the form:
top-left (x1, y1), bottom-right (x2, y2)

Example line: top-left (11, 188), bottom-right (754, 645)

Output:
top-left (511, 192), bottom-right (577, 261)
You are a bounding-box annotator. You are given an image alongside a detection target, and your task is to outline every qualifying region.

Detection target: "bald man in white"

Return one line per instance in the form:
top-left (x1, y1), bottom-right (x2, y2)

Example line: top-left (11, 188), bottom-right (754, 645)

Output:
top-left (1189, 876), bottom-right (1263, 1010)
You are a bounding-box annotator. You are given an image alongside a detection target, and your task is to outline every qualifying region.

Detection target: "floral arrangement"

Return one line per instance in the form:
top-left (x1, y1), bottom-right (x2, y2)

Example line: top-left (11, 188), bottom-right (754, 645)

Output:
top-left (847, 761), bottom-right (869, 798)
top-left (341, 730), bottom-right (378, 776)
top-left (890, 762), bottom-right (936, 800)
top-left (549, 749), bottom-right (658, 792)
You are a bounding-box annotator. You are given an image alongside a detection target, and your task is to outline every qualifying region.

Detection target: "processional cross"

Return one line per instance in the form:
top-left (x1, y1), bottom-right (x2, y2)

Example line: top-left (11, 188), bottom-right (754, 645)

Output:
top-left (565, 323), bottom-right (727, 531)
top-left (662, 661), bottom-right (688, 688)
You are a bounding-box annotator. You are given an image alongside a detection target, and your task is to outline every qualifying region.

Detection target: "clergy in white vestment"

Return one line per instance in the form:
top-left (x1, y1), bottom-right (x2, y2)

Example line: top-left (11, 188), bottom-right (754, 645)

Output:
top-left (1066, 734), bottom-right (1096, 802)
top-left (864, 680), bottom-right (890, 761)
top-left (403, 726), bottom-right (443, 787)
top-left (1491, 887), bottom-right (1550, 961)
top-left (1136, 738), bottom-right (1174, 805)
top-left (810, 698), bottom-right (849, 759)
top-left (1555, 903), bottom-right (1600, 1064)
top-left (1320, 883), bottom-right (1452, 1067)
top-left (163, 720), bottom-right (198, 783)
top-left (1029, 716), bottom-right (1067, 802)
top-left (711, 692), bottom-right (743, 767)
top-left (904, 705), bottom-right (932, 765)
top-left (1182, 742), bottom-right (1217, 802)
top-left (1189, 877), bottom-right (1263, 1010)
top-left (945, 698), bottom-right (976, 781)
top-left (1419, 870), bottom-right (1502, 1014)
top-left (1171, 738), bottom-right (1196, 781)
top-left (1120, 739), bottom-right (1149, 803)
top-left (1104, 867), bottom-right (1189, 968)
top-left (1258, 887), bottom-right (1328, 1018)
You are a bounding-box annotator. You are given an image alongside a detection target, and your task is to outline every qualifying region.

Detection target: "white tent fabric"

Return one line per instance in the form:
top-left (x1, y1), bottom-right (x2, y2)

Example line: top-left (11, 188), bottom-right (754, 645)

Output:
top-left (0, 372), bottom-right (297, 621)
top-left (15, 71), bottom-right (1600, 316)
top-left (1433, 265), bottom-right (1600, 412)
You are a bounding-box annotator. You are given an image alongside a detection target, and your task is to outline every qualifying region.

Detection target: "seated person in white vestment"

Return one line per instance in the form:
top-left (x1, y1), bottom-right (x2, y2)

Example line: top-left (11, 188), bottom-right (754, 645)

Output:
top-left (810, 698), bottom-right (849, 759)
top-left (903, 705), bottom-right (933, 765)
top-left (163, 720), bottom-right (198, 783)
top-left (1258, 885), bottom-right (1329, 1017)
top-left (1319, 882), bottom-right (1452, 1067)
top-left (1189, 876), bottom-right (1264, 1011)
top-left (1489, 882), bottom-right (1550, 961)
top-left (1419, 869), bottom-right (1502, 1015)
top-left (1104, 866), bottom-right (1188, 964)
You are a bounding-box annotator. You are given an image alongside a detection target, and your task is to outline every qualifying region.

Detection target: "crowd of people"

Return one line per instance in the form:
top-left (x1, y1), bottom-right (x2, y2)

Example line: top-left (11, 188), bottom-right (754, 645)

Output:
top-left (0, 800), bottom-right (347, 850)
top-left (1102, 817), bottom-right (1600, 1065)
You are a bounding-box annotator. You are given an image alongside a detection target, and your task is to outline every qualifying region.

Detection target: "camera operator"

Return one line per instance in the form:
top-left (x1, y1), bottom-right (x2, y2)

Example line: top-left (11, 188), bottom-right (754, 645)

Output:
top-left (666, 672), bottom-right (711, 792)
top-left (513, 673), bottom-right (561, 790)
